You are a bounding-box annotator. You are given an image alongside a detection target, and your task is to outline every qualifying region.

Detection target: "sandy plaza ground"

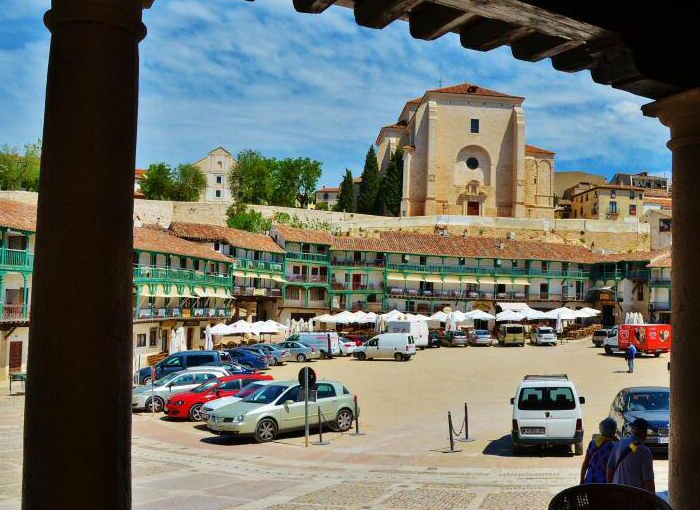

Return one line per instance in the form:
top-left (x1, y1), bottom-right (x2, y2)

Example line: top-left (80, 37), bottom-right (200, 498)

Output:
top-left (0, 338), bottom-right (670, 509)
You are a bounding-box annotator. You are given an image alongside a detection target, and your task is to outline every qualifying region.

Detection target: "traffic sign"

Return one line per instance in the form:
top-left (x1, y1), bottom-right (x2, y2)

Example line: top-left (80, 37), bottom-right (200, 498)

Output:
top-left (298, 367), bottom-right (316, 388)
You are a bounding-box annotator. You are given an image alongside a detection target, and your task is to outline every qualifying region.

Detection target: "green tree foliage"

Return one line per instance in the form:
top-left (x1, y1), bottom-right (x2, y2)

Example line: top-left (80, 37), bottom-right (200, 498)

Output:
top-left (381, 147), bottom-right (403, 216)
top-left (226, 203), bottom-right (272, 233)
top-left (271, 157), bottom-right (323, 208)
top-left (0, 140), bottom-right (41, 191)
top-left (170, 164), bottom-right (207, 201)
top-left (315, 201), bottom-right (329, 211)
top-left (141, 162), bottom-right (206, 201)
top-left (229, 149), bottom-right (274, 204)
top-left (140, 162), bottom-right (174, 200)
top-left (356, 146), bottom-right (381, 214)
top-left (334, 169), bottom-right (355, 212)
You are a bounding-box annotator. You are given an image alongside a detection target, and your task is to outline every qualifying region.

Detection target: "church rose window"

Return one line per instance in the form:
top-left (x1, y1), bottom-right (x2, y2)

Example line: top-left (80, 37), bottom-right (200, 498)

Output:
top-left (466, 157), bottom-right (479, 170)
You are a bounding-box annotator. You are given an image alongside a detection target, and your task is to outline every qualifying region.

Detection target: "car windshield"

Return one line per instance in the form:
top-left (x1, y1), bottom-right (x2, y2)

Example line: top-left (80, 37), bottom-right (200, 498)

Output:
top-left (475, 330), bottom-right (489, 335)
top-left (538, 328), bottom-right (554, 334)
top-left (626, 391), bottom-right (670, 412)
top-left (236, 382), bottom-right (267, 399)
top-left (190, 379), bottom-right (222, 393)
top-left (594, 331), bottom-right (607, 337)
top-left (453, 331), bottom-right (466, 336)
top-left (152, 372), bottom-right (181, 387)
top-left (518, 386), bottom-right (576, 410)
top-left (242, 384), bottom-right (288, 404)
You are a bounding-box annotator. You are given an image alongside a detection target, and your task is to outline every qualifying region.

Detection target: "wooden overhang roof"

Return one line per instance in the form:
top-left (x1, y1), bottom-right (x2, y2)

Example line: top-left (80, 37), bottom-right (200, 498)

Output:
top-left (280, 0), bottom-right (697, 100)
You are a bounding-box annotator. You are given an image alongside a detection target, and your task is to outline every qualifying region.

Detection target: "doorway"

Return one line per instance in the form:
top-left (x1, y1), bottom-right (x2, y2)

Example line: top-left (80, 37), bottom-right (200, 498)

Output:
top-left (467, 201), bottom-right (480, 216)
top-left (9, 341), bottom-right (22, 372)
top-left (186, 328), bottom-right (194, 350)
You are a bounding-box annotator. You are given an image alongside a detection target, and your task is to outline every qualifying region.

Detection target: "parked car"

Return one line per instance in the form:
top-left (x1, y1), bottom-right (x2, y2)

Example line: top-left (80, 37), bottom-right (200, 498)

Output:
top-left (386, 320), bottom-right (429, 349)
top-left (273, 340), bottom-right (320, 363)
top-left (468, 329), bottom-right (493, 346)
top-left (592, 328), bottom-right (610, 347)
top-left (199, 361), bottom-right (258, 374)
top-left (201, 380), bottom-right (276, 421)
top-left (342, 334), bottom-right (368, 347)
top-left (238, 345), bottom-right (277, 366)
top-left (609, 386), bottom-right (670, 453)
top-left (226, 348), bottom-right (269, 370)
top-left (530, 326), bottom-right (557, 346)
top-left (499, 324), bottom-right (525, 347)
top-left (441, 330), bottom-right (468, 347)
top-left (207, 380), bottom-right (357, 442)
top-left (604, 324), bottom-right (673, 357)
top-left (285, 332), bottom-right (340, 357)
top-left (428, 331), bottom-right (441, 348)
top-left (164, 373), bottom-right (273, 421)
top-left (134, 350), bottom-right (230, 385)
top-left (353, 333), bottom-right (415, 361)
top-left (339, 338), bottom-right (357, 356)
top-left (510, 374), bottom-right (585, 455)
top-left (255, 344), bottom-right (292, 365)
top-left (131, 367), bottom-right (230, 413)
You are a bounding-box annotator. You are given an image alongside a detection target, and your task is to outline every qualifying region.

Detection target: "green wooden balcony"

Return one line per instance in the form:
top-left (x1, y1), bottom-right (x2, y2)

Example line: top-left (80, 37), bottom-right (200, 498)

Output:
top-left (0, 248), bottom-right (34, 271)
top-left (132, 265), bottom-right (231, 287)
top-left (231, 258), bottom-right (283, 273)
top-left (286, 251), bottom-right (329, 263)
top-left (386, 263), bottom-right (590, 279)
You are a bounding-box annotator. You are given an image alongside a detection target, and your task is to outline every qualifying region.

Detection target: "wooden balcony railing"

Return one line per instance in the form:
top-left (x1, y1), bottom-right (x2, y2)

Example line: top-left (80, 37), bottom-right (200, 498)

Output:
top-left (0, 304), bottom-right (29, 322)
top-left (133, 265), bottom-right (231, 286)
top-left (133, 307), bottom-right (233, 319)
top-left (286, 251), bottom-right (329, 263)
top-left (386, 263), bottom-right (590, 279)
top-left (0, 248), bottom-right (34, 270)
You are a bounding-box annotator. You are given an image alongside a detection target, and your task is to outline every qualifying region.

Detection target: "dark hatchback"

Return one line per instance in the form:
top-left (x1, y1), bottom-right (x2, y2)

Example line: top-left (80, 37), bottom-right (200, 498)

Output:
top-left (609, 386), bottom-right (670, 453)
top-left (134, 350), bottom-right (230, 385)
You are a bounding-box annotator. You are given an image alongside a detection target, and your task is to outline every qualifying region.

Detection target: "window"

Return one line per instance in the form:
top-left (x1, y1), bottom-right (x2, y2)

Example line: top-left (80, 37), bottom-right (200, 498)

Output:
top-left (610, 202), bottom-right (618, 214)
top-left (164, 356), bottom-right (183, 368)
top-left (466, 157), bottom-right (479, 170)
top-left (518, 387), bottom-right (575, 411)
top-left (136, 334), bottom-right (146, 347)
top-left (172, 373), bottom-right (196, 386)
top-left (180, 258), bottom-right (187, 269)
top-left (610, 189), bottom-right (616, 198)
top-left (420, 256), bottom-right (427, 266)
top-left (194, 372), bottom-right (216, 383)
top-left (629, 190), bottom-right (635, 199)
top-left (470, 118), bottom-right (480, 134)
top-left (541, 261), bottom-right (548, 271)
top-left (315, 383), bottom-right (336, 399)
top-left (285, 287), bottom-right (301, 300)
top-left (149, 328), bottom-right (157, 347)
top-left (585, 194), bottom-right (588, 202)
top-left (215, 190), bottom-right (221, 198)
top-left (580, 208), bottom-right (583, 217)
top-left (660, 219), bottom-right (672, 232)
top-left (354, 251), bottom-right (362, 262)
top-left (629, 204), bottom-right (637, 216)
top-left (637, 285), bottom-right (644, 301)
top-left (216, 175), bottom-right (222, 184)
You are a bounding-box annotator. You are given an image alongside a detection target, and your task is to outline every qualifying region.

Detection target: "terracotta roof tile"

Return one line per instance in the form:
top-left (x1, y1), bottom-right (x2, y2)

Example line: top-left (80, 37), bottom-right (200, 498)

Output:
top-left (0, 199), bottom-right (37, 232)
top-left (273, 225), bottom-right (333, 245)
top-left (134, 227), bottom-right (231, 262)
top-left (168, 222), bottom-right (284, 254)
top-left (428, 82), bottom-right (523, 100)
top-left (317, 187), bottom-right (340, 193)
top-left (647, 251), bottom-right (671, 268)
top-left (570, 184), bottom-right (646, 199)
top-left (525, 144), bottom-right (555, 156)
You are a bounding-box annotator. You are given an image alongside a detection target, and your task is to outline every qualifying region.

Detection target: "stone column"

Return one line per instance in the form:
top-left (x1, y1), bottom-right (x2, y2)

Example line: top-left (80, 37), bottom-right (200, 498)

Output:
top-left (22, 2), bottom-right (145, 510)
top-left (643, 89), bottom-right (700, 510)
top-left (424, 101), bottom-right (438, 216)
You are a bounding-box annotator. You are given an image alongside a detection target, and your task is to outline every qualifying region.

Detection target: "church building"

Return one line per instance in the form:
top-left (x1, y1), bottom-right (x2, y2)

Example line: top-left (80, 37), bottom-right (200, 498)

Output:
top-left (375, 82), bottom-right (555, 219)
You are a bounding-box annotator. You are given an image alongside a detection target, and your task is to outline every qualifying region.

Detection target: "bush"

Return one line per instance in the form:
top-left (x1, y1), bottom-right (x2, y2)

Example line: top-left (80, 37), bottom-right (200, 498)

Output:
top-left (226, 204), bottom-right (272, 233)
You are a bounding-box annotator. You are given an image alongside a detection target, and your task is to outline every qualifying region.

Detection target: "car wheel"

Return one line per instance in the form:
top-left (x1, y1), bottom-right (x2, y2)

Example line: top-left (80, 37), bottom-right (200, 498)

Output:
top-left (189, 404), bottom-right (203, 422)
top-left (255, 418), bottom-right (278, 443)
top-left (142, 376), bottom-right (152, 385)
top-left (146, 397), bottom-right (164, 413)
top-left (394, 352), bottom-right (403, 362)
top-left (574, 442), bottom-right (584, 456)
top-left (511, 442), bottom-right (524, 455)
top-left (320, 350), bottom-right (327, 359)
top-left (654, 352), bottom-right (661, 358)
top-left (356, 352), bottom-right (366, 361)
top-left (335, 408), bottom-right (353, 432)
top-left (297, 353), bottom-right (307, 363)
top-left (604, 346), bottom-right (613, 355)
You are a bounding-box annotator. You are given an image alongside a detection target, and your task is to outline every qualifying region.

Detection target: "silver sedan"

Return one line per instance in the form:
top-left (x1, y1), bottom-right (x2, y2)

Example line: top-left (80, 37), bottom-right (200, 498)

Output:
top-left (274, 341), bottom-right (320, 363)
top-left (131, 368), bottom-right (229, 412)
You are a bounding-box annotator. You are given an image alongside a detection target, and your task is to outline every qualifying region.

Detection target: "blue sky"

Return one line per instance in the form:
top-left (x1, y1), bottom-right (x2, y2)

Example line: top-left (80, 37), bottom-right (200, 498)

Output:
top-left (1, 0), bottom-right (671, 187)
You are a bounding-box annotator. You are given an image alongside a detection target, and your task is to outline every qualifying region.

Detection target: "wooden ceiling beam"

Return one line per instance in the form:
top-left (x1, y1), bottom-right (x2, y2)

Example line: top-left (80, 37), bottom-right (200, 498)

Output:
top-left (460, 18), bottom-right (532, 52)
top-left (510, 33), bottom-right (581, 61)
top-left (550, 46), bottom-right (595, 73)
top-left (292, 0), bottom-right (338, 14)
top-left (409, 4), bottom-right (476, 41)
top-left (354, 0), bottom-right (424, 29)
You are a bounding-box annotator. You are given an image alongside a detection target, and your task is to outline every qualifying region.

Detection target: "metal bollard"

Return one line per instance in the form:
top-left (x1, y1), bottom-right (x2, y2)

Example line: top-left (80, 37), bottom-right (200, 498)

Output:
top-left (442, 411), bottom-right (461, 453)
top-left (350, 396), bottom-right (365, 436)
top-left (312, 406), bottom-right (329, 446)
top-left (456, 402), bottom-right (475, 442)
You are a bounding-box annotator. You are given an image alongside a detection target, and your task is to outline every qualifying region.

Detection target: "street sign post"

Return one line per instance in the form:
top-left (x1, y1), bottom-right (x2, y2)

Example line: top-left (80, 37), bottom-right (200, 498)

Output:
top-left (299, 367), bottom-right (317, 447)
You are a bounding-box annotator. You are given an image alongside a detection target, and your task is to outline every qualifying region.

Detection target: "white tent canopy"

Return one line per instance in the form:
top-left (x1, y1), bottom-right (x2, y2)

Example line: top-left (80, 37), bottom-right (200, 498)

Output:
top-left (497, 302), bottom-right (531, 312)
top-left (465, 309), bottom-right (495, 321)
top-left (577, 307), bottom-right (601, 316)
top-left (312, 314), bottom-right (334, 323)
top-left (428, 311), bottom-right (448, 322)
top-left (381, 309), bottom-right (405, 321)
top-left (544, 307), bottom-right (579, 320)
top-left (496, 310), bottom-right (526, 322)
top-left (209, 323), bottom-right (233, 336)
top-left (522, 308), bottom-right (550, 320)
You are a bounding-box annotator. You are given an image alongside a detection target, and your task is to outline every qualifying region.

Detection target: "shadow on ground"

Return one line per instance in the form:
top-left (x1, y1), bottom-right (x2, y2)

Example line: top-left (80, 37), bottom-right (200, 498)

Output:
top-left (483, 434), bottom-right (575, 458)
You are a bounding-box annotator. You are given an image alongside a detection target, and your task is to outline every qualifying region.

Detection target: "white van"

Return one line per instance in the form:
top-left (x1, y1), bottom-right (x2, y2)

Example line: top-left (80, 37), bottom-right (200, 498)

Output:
top-left (286, 332), bottom-right (340, 358)
top-left (386, 320), bottom-right (429, 349)
top-left (353, 333), bottom-right (416, 361)
top-left (510, 374), bottom-right (585, 455)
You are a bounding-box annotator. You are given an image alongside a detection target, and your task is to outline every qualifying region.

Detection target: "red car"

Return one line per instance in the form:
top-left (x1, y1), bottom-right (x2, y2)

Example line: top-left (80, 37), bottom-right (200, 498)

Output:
top-left (164, 374), bottom-right (273, 421)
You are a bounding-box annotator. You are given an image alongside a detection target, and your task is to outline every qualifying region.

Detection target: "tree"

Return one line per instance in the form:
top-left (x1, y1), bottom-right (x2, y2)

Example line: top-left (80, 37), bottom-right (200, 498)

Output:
top-left (316, 201), bottom-right (329, 211)
top-left (0, 140), bottom-right (41, 191)
top-left (334, 169), bottom-right (355, 212)
top-left (356, 146), bottom-right (381, 214)
top-left (381, 148), bottom-right (403, 216)
top-left (270, 157), bottom-right (323, 208)
top-left (170, 164), bottom-right (206, 202)
top-left (229, 149), bottom-right (273, 204)
top-left (226, 203), bottom-right (272, 233)
top-left (140, 162), bottom-right (173, 200)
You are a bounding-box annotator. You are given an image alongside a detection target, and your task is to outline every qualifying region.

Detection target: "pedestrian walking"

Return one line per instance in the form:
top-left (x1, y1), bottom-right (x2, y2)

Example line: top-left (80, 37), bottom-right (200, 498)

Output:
top-left (626, 343), bottom-right (638, 373)
top-left (606, 418), bottom-right (655, 492)
top-left (580, 418), bottom-right (618, 484)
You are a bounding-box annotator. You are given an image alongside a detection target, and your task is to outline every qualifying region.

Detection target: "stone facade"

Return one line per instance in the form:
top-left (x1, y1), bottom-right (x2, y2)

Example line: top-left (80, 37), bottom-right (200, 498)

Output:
top-left (375, 83), bottom-right (555, 220)
top-left (194, 146), bottom-right (236, 203)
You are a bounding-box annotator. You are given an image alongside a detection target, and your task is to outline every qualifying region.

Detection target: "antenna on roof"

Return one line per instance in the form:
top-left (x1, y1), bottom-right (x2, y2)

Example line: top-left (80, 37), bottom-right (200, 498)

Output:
top-left (438, 76), bottom-right (443, 88)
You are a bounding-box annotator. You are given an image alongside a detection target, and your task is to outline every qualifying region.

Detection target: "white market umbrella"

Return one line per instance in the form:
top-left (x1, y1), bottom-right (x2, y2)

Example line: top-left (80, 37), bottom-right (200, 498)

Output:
top-left (264, 319), bottom-right (289, 331)
top-left (429, 311), bottom-right (448, 322)
top-left (230, 321), bottom-right (256, 335)
top-left (313, 314), bottom-right (334, 324)
top-left (578, 307), bottom-right (601, 316)
top-left (209, 323), bottom-right (233, 335)
top-left (523, 308), bottom-right (550, 321)
top-left (496, 310), bottom-right (525, 322)
top-left (177, 327), bottom-right (187, 352)
top-left (451, 310), bottom-right (468, 323)
top-left (359, 312), bottom-right (378, 324)
top-left (168, 330), bottom-right (180, 354)
top-left (409, 313), bottom-right (431, 321)
top-left (544, 307), bottom-right (578, 321)
top-left (381, 309), bottom-right (405, 321)
top-left (327, 310), bottom-right (356, 324)
top-left (253, 322), bottom-right (280, 335)
top-left (204, 325), bottom-right (214, 350)
top-left (350, 311), bottom-right (367, 323)
top-left (556, 315), bottom-right (564, 334)
top-left (465, 309), bottom-right (495, 321)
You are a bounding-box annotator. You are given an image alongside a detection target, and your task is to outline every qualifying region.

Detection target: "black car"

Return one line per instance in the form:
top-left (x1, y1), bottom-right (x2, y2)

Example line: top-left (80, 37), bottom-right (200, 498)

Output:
top-left (609, 386), bottom-right (670, 453)
top-left (133, 350), bottom-right (230, 385)
top-left (428, 331), bottom-right (441, 348)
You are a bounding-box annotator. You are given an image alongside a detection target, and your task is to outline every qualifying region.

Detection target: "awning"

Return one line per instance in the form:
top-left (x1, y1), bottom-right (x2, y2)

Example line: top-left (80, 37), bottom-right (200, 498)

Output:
top-left (479, 277), bottom-right (495, 284)
top-left (152, 284), bottom-right (172, 298)
top-left (424, 275), bottom-right (443, 283)
top-left (461, 276), bottom-right (479, 284)
top-left (179, 286), bottom-right (193, 298)
top-left (514, 278), bottom-right (531, 286)
top-left (205, 287), bottom-right (219, 298)
top-left (272, 274), bottom-right (286, 283)
top-left (233, 271), bottom-right (246, 278)
top-left (138, 285), bottom-right (151, 297)
top-left (214, 287), bottom-right (229, 298)
top-left (257, 273), bottom-right (272, 280)
top-left (405, 274), bottom-right (424, 282)
top-left (387, 273), bottom-right (406, 281)
top-left (194, 286), bottom-right (207, 297)
top-left (496, 277), bottom-right (512, 285)
top-left (443, 275), bottom-right (461, 283)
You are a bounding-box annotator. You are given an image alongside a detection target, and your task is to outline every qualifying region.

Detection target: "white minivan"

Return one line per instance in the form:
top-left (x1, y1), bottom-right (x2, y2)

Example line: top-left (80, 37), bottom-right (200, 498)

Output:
top-left (510, 374), bottom-right (585, 455)
top-left (386, 320), bottom-right (429, 349)
top-left (353, 333), bottom-right (416, 361)
top-left (286, 332), bottom-right (340, 358)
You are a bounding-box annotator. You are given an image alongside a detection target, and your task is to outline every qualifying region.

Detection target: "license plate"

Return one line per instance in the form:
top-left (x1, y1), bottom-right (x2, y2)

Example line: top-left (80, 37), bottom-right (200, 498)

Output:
top-left (521, 427), bottom-right (545, 435)
top-left (658, 437), bottom-right (669, 444)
